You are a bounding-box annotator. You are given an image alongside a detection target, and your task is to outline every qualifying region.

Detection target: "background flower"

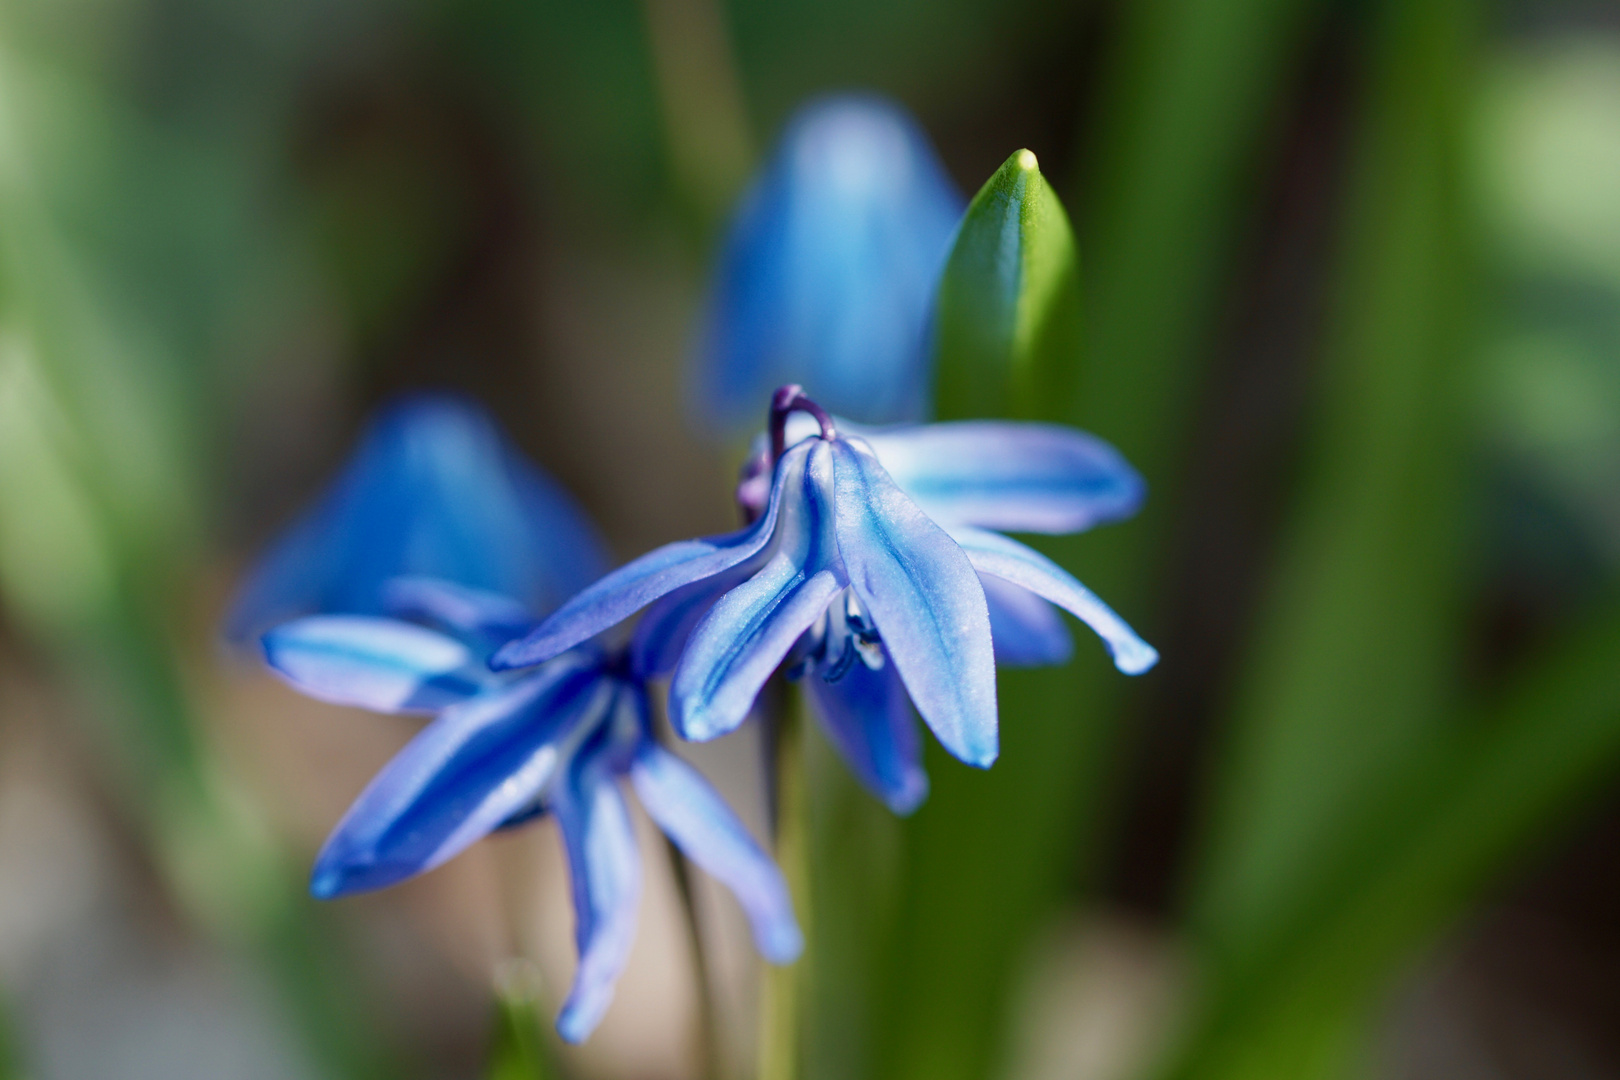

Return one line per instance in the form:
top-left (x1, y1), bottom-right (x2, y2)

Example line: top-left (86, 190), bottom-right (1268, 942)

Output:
top-left (225, 394), bottom-right (608, 643)
top-left (691, 95), bottom-right (964, 431)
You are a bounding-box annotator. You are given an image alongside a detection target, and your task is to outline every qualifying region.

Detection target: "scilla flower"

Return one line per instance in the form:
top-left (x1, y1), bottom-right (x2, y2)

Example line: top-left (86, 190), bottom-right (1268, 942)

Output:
top-left (229, 394), bottom-right (799, 1043)
top-left (693, 94), bottom-right (964, 431)
top-left (263, 580), bottom-right (800, 1043)
top-left (494, 387), bottom-right (1156, 813)
top-left (225, 393), bottom-right (606, 643)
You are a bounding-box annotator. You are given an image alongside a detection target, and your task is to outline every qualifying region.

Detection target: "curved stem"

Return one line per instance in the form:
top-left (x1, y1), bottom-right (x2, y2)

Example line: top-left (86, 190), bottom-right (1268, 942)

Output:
top-left (665, 836), bottom-right (724, 1080)
top-left (769, 385), bottom-right (837, 461)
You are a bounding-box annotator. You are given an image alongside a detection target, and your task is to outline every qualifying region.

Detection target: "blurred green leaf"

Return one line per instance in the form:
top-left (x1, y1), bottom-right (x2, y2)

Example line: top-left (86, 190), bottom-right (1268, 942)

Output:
top-left (1079, 0), bottom-right (1328, 488)
top-left (0, 17), bottom-right (405, 1080)
top-left (1170, 603), bottom-right (1620, 1080)
top-left (1165, 0), bottom-right (1489, 1075)
top-left (933, 148), bottom-right (1081, 423)
top-left (1183, 0), bottom-right (1477, 990)
top-left (867, 0), bottom-right (1339, 1075)
top-left (1478, 40), bottom-right (1620, 288)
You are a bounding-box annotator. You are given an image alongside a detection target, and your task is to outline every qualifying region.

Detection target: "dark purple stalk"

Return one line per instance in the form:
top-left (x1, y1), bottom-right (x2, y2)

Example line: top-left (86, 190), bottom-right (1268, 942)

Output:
top-left (768, 384), bottom-right (837, 461)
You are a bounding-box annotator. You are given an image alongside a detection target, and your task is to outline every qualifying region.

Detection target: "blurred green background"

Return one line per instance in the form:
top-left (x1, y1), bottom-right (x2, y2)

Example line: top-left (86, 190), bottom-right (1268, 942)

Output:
top-left (0, 0), bottom-right (1618, 1078)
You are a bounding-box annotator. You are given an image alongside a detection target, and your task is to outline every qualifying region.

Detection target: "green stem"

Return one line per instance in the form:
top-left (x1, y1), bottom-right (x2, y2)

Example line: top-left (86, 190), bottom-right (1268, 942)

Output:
top-left (665, 836), bottom-right (723, 1079)
top-left (0, 987), bottom-right (21, 1080)
top-left (759, 687), bottom-right (810, 1080)
top-left (486, 960), bottom-right (556, 1080)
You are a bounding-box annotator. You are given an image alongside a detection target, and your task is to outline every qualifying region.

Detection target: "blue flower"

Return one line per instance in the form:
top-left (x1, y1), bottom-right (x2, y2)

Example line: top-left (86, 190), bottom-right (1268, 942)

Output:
top-left (225, 392), bottom-right (608, 644)
top-left (228, 393), bottom-right (798, 1042)
top-left (262, 578), bottom-right (802, 1044)
top-left (693, 94), bottom-right (964, 431)
top-left (494, 387), bottom-right (1157, 814)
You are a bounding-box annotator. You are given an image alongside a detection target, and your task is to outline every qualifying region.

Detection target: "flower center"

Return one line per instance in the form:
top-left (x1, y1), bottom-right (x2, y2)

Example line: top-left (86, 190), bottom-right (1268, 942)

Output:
top-left (768, 384), bottom-right (837, 462)
top-left (785, 588), bottom-right (886, 684)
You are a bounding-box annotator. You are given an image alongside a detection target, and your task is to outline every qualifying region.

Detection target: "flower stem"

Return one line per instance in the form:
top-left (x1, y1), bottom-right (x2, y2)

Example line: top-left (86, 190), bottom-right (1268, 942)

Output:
top-left (486, 959), bottom-right (556, 1080)
top-left (759, 686), bottom-right (811, 1080)
top-left (665, 836), bottom-right (724, 1079)
top-left (768, 385), bottom-right (837, 460)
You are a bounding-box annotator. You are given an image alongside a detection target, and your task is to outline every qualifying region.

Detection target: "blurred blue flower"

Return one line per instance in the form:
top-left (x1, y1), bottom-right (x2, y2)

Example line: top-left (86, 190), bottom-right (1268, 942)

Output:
top-left (224, 393), bottom-right (608, 643)
top-left (693, 94), bottom-right (964, 431)
top-left (262, 578), bottom-right (801, 1043)
top-left (495, 388), bottom-right (1156, 813)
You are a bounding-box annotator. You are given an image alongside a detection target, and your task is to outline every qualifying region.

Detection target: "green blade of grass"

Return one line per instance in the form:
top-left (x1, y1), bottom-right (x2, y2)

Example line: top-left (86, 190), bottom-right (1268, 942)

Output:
top-left (1169, 603), bottom-right (1620, 1080)
top-left (0, 29), bottom-right (404, 1080)
top-left (1181, 0), bottom-right (1476, 990)
top-left (1079, 0), bottom-right (1330, 497)
top-left (870, 0), bottom-right (1334, 1065)
top-left (1165, 0), bottom-right (1487, 1075)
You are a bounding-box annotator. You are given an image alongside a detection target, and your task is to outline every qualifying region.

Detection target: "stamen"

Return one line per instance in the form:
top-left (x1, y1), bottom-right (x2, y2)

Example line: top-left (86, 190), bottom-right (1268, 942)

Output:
top-left (768, 384), bottom-right (838, 461)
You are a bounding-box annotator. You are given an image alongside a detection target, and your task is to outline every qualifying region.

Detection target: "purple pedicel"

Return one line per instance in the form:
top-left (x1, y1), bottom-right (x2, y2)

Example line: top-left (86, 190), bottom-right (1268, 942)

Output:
top-left (768, 384), bottom-right (837, 462)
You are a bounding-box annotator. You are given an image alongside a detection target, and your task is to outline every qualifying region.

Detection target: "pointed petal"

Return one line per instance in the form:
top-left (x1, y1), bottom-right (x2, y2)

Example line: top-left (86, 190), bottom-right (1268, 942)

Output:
top-left (552, 744), bottom-right (643, 1044)
top-left (671, 562), bottom-right (843, 742)
top-left (628, 564), bottom-right (753, 679)
top-left (980, 573), bottom-right (1073, 667)
top-left (493, 443), bottom-right (811, 671)
top-left (860, 421), bottom-right (1144, 534)
top-left (262, 616), bottom-right (483, 713)
top-left (949, 526), bottom-right (1158, 675)
top-left (831, 438), bottom-right (997, 767)
top-left (382, 576), bottom-right (536, 641)
top-left (630, 743), bottom-right (802, 962)
top-left (670, 441), bottom-right (845, 741)
top-left (309, 654), bottom-right (608, 897)
top-left (802, 662), bottom-right (928, 814)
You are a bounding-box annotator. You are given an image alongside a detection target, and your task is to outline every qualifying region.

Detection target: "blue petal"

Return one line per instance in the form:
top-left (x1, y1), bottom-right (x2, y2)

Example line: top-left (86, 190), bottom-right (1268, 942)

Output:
top-left (629, 742), bottom-right (802, 963)
top-left (628, 565), bottom-right (753, 679)
top-left (225, 393), bottom-right (608, 642)
top-left (948, 526), bottom-right (1158, 675)
top-left (382, 575), bottom-right (536, 641)
top-left (309, 653), bottom-right (610, 897)
top-left (262, 616), bottom-right (484, 713)
top-left (859, 421), bottom-right (1145, 534)
top-left (830, 438), bottom-right (998, 768)
top-left (692, 95), bottom-right (964, 430)
top-left (802, 661), bottom-right (928, 814)
top-left (492, 442), bottom-right (809, 671)
top-left (672, 563), bottom-right (843, 742)
top-left (552, 739), bottom-right (643, 1044)
top-left (670, 441), bottom-right (845, 741)
top-left (981, 573), bottom-right (1073, 667)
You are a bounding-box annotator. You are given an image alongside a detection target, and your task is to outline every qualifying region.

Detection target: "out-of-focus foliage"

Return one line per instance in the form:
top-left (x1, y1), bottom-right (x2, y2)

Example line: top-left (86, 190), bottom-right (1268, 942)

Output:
top-left (1, 0), bottom-right (1618, 1078)
top-left (1479, 40), bottom-right (1620, 582)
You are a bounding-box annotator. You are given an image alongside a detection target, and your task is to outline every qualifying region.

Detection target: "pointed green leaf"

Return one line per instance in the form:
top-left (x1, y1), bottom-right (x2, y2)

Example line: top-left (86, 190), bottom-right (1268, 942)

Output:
top-left (865, 150), bottom-right (1099, 1080)
top-left (932, 149), bottom-right (1082, 424)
